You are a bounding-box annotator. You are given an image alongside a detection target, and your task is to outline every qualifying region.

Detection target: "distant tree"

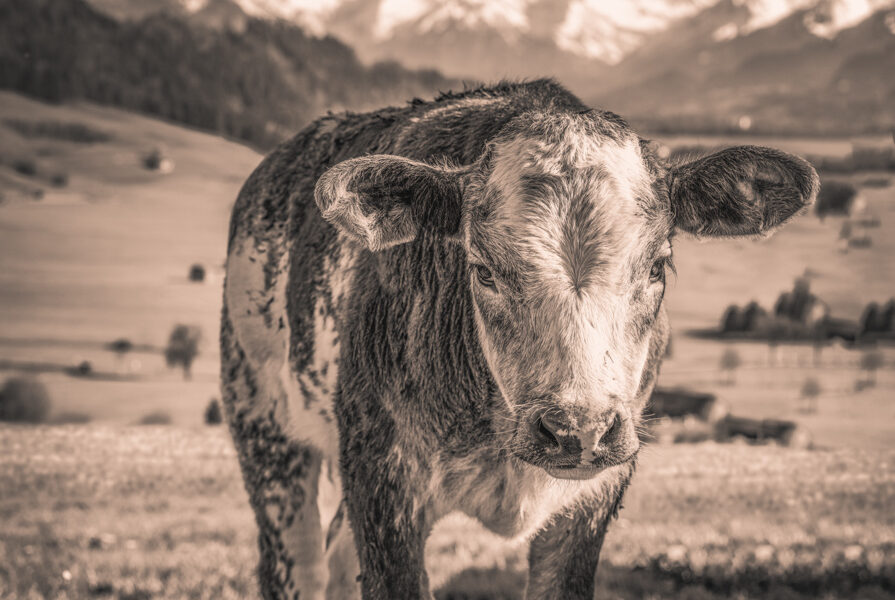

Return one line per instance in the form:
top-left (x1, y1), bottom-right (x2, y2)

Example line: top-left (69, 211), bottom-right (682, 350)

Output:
top-left (188, 264), bottom-right (206, 283)
top-left (766, 321), bottom-right (786, 366)
top-left (799, 378), bottom-right (821, 414)
top-left (0, 377), bottom-right (51, 423)
top-left (720, 348), bottom-right (742, 385)
top-left (721, 305), bottom-right (741, 333)
top-left (204, 398), bottom-right (223, 425)
top-left (881, 300), bottom-right (895, 332)
top-left (839, 221), bottom-right (852, 240)
top-left (859, 350), bottom-right (884, 387)
top-left (165, 325), bottom-right (201, 380)
top-left (859, 303), bottom-right (881, 339)
top-left (741, 301), bottom-right (766, 332)
top-left (773, 292), bottom-right (792, 319)
top-left (107, 338), bottom-right (133, 368)
top-left (815, 180), bottom-right (857, 220)
top-left (811, 322), bottom-right (827, 366)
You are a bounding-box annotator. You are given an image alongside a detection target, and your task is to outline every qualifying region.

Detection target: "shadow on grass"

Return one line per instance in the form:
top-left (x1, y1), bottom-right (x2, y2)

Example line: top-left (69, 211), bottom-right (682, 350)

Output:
top-left (435, 565), bottom-right (895, 600)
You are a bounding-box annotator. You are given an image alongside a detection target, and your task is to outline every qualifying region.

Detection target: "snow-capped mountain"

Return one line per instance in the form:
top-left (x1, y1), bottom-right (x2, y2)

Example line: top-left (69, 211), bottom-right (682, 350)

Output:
top-left (91, 0), bottom-right (894, 65)
top-left (83, 0), bottom-right (895, 134)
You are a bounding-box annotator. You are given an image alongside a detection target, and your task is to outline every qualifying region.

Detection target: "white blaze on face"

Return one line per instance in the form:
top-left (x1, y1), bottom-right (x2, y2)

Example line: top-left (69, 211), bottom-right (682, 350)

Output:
top-left (470, 128), bottom-right (661, 420)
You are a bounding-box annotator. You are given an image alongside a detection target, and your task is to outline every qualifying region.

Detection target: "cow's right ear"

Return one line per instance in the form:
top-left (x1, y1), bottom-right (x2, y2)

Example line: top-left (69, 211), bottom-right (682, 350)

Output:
top-left (314, 155), bottom-right (464, 251)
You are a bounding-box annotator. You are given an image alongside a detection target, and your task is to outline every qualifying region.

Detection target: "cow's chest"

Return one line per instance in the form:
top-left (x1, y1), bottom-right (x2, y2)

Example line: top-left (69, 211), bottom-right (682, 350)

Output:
top-left (428, 451), bottom-right (612, 540)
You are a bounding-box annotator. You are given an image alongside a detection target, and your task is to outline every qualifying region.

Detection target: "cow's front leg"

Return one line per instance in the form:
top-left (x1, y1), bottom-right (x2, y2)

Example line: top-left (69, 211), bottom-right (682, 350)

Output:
top-left (340, 445), bottom-right (429, 599)
top-left (526, 465), bottom-right (634, 600)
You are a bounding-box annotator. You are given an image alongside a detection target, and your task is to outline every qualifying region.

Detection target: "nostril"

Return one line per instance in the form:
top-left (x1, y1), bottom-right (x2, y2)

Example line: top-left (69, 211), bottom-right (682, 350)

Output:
top-left (599, 413), bottom-right (623, 444)
top-left (535, 417), bottom-right (560, 449)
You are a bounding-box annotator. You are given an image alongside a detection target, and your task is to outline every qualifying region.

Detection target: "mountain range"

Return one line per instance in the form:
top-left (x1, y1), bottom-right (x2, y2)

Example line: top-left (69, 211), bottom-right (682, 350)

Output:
top-left (83, 0), bottom-right (895, 135)
top-left (4, 0), bottom-right (894, 139)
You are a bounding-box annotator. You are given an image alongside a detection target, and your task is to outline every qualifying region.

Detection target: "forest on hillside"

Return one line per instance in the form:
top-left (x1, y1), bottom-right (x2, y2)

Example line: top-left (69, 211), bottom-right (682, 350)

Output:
top-left (0, 0), bottom-right (456, 149)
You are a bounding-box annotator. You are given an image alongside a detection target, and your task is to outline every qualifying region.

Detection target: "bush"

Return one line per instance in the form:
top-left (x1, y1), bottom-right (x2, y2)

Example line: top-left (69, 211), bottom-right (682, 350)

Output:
top-left (188, 263), bottom-right (206, 283)
top-left (137, 411), bottom-right (172, 425)
top-left (66, 360), bottom-right (93, 377)
top-left (815, 180), bottom-right (858, 219)
top-left (204, 398), bottom-right (222, 425)
top-left (0, 377), bottom-right (51, 423)
top-left (848, 235), bottom-right (873, 248)
top-left (165, 325), bottom-right (201, 379)
top-left (51, 411), bottom-right (92, 424)
top-left (12, 158), bottom-right (37, 176)
top-left (49, 172), bottom-right (68, 187)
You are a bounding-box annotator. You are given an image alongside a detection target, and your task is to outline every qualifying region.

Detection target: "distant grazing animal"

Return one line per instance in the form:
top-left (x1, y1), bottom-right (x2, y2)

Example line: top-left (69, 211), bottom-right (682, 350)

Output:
top-left (221, 79), bottom-right (818, 599)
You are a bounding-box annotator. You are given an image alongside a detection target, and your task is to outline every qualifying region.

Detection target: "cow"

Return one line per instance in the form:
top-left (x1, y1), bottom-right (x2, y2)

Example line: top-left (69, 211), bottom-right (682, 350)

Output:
top-left (220, 79), bottom-right (818, 599)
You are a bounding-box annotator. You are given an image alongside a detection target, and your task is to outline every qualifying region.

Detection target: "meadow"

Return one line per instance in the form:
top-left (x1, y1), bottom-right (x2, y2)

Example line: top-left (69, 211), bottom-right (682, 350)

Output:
top-left (2, 425), bottom-right (893, 600)
top-left (1, 92), bottom-right (894, 598)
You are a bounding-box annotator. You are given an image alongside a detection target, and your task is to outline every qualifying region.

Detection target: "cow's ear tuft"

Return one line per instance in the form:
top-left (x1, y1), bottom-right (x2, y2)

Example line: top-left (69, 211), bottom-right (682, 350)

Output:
top-left (314, 155), bottom-right (464, 251)
top-left (669, 146), bottom-right (819, 237)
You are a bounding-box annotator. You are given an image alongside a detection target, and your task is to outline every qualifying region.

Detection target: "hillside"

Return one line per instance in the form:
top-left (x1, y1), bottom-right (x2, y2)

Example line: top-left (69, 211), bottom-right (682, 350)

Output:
top-left (0, 92), bottom-right (262, 421)
top-left (0, 0), bottom-right (456, 150)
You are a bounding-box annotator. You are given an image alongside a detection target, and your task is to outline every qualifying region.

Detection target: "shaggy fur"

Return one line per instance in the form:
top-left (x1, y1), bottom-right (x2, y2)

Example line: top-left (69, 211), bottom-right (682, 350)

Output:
top-left (221, 79), bottom-right (818, 600)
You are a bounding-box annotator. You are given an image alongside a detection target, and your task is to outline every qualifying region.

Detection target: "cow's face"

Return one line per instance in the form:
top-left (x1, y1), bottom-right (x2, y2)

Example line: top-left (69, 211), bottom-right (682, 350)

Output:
top-left (315, 110), bottom-right (818, 480)
top-left (460, 116), bottom-right (670, 478)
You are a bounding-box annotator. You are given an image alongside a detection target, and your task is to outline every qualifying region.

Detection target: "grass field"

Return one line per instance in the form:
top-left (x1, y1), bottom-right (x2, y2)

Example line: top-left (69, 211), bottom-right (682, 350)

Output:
top-left (2, 426), bottom-right (893, 600)
top-left (1, 92), bottom-right (894, 598)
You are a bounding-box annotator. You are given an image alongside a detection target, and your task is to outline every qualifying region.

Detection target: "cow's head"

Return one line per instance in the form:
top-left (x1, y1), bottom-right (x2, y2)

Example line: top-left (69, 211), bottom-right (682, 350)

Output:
top-left (315, 111), bottom-right (818, 480)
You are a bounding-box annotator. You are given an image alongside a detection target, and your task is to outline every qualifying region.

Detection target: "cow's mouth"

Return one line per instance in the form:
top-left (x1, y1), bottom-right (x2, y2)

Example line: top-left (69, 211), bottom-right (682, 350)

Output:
top-left (543, 464), bottom-right (606, 480)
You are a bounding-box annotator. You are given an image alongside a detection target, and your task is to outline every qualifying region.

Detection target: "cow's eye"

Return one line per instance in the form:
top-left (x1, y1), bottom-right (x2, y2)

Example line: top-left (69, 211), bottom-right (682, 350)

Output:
top-left (474, 265), bottom-right (496, 289)
top-left (649, 258), bottom-right (667, 284)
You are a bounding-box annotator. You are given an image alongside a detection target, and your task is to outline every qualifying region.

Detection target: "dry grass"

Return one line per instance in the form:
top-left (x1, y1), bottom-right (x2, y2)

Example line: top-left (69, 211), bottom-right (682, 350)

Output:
top-left (1, 426), bottom-right (892, 599)
top-left (1, 93), bottom-right (894, 599)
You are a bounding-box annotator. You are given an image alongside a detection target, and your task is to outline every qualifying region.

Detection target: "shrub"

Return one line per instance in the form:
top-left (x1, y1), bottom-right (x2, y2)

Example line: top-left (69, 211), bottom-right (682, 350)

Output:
top-left (142, 148), bottom-right (163, 170)
top-left (51, 411), bottom-right (92, 424)
top-left (66, 360), bottom-right (93, 377)
top-left (188, 263), bottom-right (206, 283)
top-left (137, 411), bottom-right (172, 425)
top-left (107, 338), bottom-right (133, 354)
top-left (204, 398), bottom-right (223, 425)
top-left (848, 235), bottom-right (872, 248)
top-left (49, 172), bottom-right (68, 187)
top-left (12, 158), bottom-right (37, 176)
top-left (164, 325), bottom-right (201, 379)
top-left (815, 180), bottom-right (857, 219)
top-left (0, 377), bottom-right (51, 423)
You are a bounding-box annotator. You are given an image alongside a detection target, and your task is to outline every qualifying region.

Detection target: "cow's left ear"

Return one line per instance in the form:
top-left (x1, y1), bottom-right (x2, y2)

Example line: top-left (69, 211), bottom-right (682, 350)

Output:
top-left (669, 146), bottom-right (819, 237)
top-left (315, 155), bottom-right (464, 251)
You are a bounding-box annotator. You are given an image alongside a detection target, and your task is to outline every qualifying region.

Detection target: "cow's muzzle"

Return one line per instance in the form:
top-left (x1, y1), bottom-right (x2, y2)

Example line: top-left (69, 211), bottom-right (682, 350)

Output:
top-left (520, 406), bottom-right (639, 479)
